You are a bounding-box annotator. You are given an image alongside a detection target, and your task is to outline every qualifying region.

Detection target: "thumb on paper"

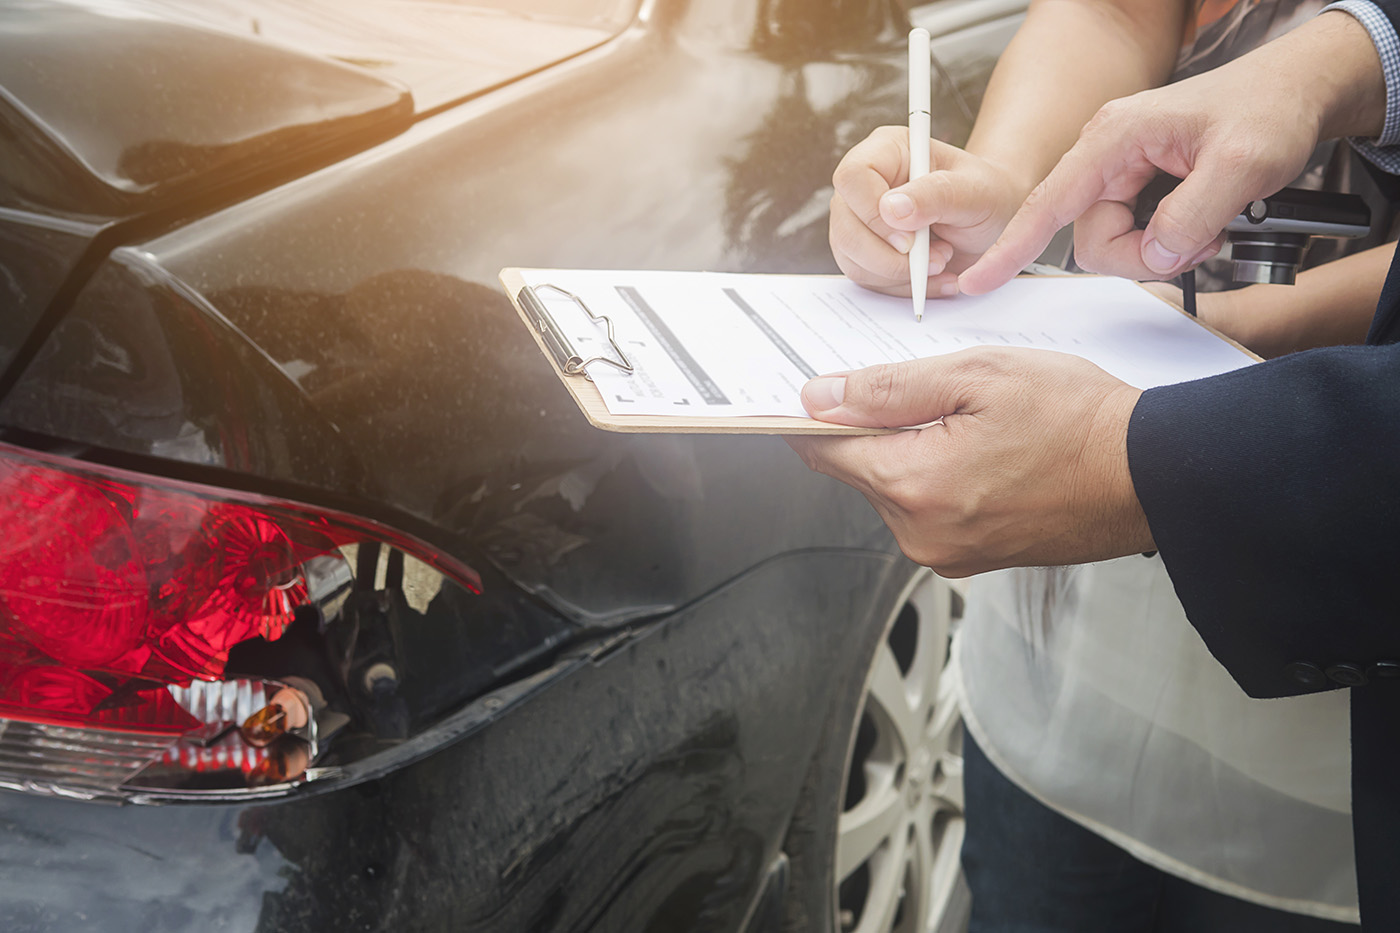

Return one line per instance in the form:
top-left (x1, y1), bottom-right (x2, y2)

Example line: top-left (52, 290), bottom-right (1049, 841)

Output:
top-left (802, 361), bottom-right (960, 428)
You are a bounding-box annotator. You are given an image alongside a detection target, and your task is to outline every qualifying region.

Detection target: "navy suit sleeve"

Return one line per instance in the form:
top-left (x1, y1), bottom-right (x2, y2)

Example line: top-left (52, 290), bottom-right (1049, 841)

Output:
top-left (1131, 0), bottom-right (1400, 702)
top-left (1127, 342), bottom-right (1400, 699)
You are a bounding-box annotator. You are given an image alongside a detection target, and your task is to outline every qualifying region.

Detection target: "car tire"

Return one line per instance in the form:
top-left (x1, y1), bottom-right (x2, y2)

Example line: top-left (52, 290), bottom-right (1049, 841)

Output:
top-left (782, 568), bottom-right (968, 933)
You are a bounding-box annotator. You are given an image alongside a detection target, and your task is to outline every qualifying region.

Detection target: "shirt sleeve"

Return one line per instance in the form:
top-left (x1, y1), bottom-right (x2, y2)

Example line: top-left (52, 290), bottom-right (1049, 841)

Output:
top-left (1323, 0), bottom-right (1400, 170)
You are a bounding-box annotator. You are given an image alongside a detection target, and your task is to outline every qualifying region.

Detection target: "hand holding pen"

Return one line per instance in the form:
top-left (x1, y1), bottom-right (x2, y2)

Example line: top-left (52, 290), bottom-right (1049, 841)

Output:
top-left (827, 35), bottom-right (1028, 305)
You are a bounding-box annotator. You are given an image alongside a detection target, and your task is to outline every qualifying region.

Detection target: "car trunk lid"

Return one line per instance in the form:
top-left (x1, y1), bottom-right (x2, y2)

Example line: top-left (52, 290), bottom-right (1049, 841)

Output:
top-left (0, 0), bottom-right (414, 222)
top-left (0, 0), bottom-right (415, 374)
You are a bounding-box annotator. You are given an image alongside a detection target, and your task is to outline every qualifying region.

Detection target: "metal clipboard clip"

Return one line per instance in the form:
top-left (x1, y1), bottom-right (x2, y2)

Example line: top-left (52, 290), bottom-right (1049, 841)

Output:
top-left (517, 283), bottom-right (634, 380)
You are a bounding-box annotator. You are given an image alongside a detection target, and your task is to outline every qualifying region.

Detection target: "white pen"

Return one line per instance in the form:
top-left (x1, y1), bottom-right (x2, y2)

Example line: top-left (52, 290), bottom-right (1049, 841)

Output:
top-left (908, 27), bottom-right (931, 322)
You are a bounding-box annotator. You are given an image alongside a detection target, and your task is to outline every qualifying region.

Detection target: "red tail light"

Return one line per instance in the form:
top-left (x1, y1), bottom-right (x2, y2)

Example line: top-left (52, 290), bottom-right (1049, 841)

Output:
top-left (0, 442), bottom-right (479, 799)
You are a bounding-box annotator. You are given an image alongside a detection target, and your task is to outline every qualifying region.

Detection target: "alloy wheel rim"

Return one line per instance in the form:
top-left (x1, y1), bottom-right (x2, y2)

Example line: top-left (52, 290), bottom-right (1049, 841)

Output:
top-left (834, 570), bottom-right (964, 933)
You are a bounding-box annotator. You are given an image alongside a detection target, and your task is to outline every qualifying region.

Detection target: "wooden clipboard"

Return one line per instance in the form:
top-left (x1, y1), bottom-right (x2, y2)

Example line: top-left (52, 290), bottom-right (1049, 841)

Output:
top-left (500, 267), bottom-right (890, 435)
top-left (499, 268), bottom-right (1260, 435)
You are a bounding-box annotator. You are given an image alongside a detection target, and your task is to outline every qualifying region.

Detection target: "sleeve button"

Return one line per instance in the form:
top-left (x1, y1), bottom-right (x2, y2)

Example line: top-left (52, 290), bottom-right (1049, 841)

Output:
top-left (1284, 661), bottom-right (1328, 688)
top-left (1368, 661), bottom-right (1400, 680)
top-left (1326, 663), bottom-right (1369, 687)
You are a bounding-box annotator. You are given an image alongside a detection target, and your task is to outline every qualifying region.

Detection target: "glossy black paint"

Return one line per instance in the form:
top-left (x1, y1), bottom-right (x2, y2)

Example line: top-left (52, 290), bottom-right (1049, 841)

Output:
top-left (102, 0), bottom-right (643, 116)
top-left (0, 550), bottom-right (908, 932)
top-left (0, 1), bottom-right (412, 221)
top-left (0, 210), bottom-right (97, 372)
top-left (0, 0), bottom-right (1015, 929)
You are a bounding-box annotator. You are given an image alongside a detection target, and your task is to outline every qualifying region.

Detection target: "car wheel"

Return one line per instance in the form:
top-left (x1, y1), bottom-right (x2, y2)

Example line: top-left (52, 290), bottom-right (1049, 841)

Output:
top-left (783, 568), bottom-right (967, 933)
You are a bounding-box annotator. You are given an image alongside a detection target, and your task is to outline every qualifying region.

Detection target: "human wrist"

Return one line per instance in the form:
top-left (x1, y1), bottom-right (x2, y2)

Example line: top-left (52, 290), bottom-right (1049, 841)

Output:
top-left (1079, 382), bottom-right (1155, 558)
top-left (980, 153), bottom-right (1041, 202)
top-left (1295, 10), bottom-right (1388, 140)
top-left (1194, 288), bottom-right (1235, 334)
top-left (1197, 286), bottom-right (1300, 359)
top-left (960, 152), bottom-right (1043, 240)
top-left (1195, 287), bottom-right (1255, 342)
top-left (961, 142), bottom-right (1042, 207)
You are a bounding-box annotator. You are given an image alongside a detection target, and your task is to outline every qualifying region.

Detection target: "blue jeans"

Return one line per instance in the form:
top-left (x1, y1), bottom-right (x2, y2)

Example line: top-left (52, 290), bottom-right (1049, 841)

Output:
top-left (961, 732), bottom-right (1359, 933)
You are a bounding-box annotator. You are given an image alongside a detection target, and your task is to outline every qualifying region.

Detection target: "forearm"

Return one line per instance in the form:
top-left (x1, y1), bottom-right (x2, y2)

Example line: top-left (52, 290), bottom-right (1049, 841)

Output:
top-left (1200, 243), bottom-right (1395, 357)
top-left (965, 0), bottom-right (1185, 196)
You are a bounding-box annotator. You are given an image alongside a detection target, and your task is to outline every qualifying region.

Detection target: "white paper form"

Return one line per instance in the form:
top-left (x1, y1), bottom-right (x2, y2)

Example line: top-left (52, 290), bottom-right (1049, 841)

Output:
top-left (516, 270), bottom-right (1256, 418)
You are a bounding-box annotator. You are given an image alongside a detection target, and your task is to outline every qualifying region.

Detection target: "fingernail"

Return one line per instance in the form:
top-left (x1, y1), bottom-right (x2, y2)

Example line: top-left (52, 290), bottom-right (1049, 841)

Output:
top-left (1143, 239), bottom-right (1183, 275)
top-left (804, 376), bottom-right (846, 412)
top-left (938, 281), bottom-right (958, 297)
top-left (887, 231), bottom-right (915, 254)
top-left (883, 192), bottom-right (914, 220)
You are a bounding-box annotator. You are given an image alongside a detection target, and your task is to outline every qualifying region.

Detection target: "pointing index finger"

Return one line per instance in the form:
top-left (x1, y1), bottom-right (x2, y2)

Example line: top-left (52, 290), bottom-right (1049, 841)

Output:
top-left (958, 160), bottom-right (1105, 294)
top-left (959, 127), bottom-right (1155, 294)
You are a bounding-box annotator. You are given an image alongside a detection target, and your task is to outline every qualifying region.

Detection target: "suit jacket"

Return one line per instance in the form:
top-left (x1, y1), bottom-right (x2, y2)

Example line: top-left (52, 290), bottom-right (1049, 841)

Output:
top-left (1130, 247), bottom-right (1400, 931)
top-left (1127, 11), bottom-right (1400, 925)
